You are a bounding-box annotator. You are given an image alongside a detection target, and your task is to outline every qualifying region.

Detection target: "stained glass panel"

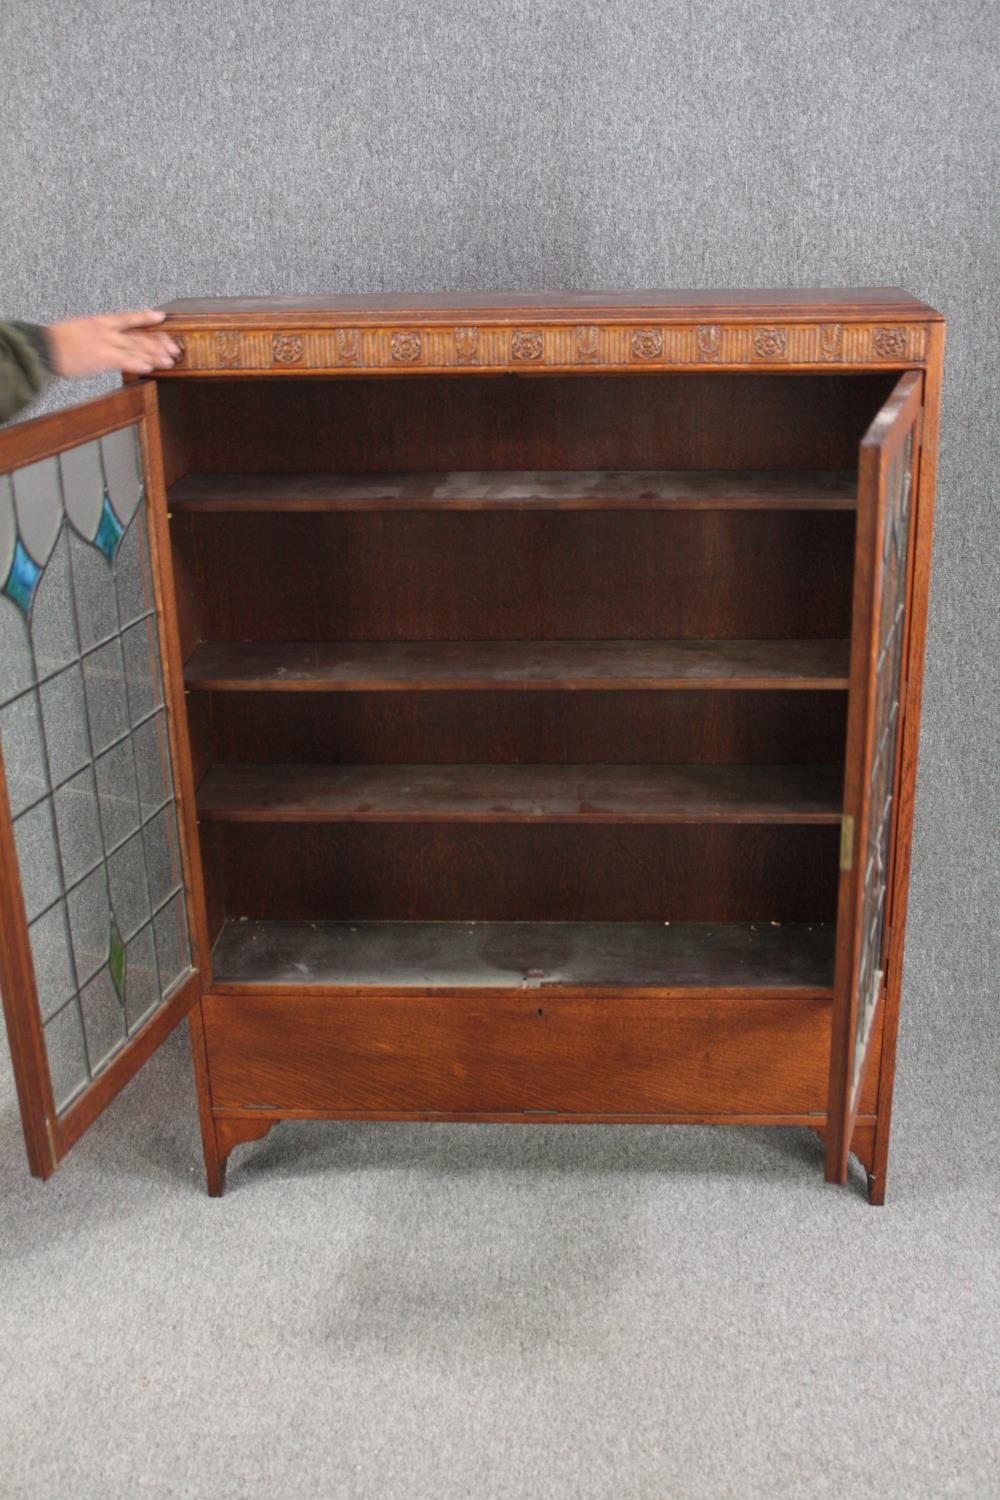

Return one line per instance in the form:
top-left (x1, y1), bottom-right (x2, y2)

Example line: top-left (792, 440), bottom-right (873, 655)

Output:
top-left (153, 893), bottom-right (189, 998)
top-left (60, 440), bottom-right (105, 542)
top-left (29, 902), bottom-right (76, 1021)
top-left (115, 508), bottom-right (155, 626)
top-left (101, 427), bottom-right (143, 526)
top-left (53, 765), bottom-right (104, 887)
top-left (0, 594), bottom-right (35, 704)
top-left (0, 421), bottom-right (192, 1113)
top-left (121, 615), bottom-right (164, 724)
top-left (82, 637), bottom-right (129, 753)
top-left (30, 527), bottom-right (79, 678)
top-left (0, 474), bottom-right (15, 586)
top-left (38, 664), bottom-right (90, 785)
top-left (0, 690), bottom-right (49, 815)
top-left (124, 923), bottom-right (159, 1033)
top-left (132, 710), bottom-right (173, 818)
top-left (107, 830), bottom-right (152, 940)
top-left (851, 422), bottom-right (915, 1088)
top-left (44, 1000), bottom-right (90, 1112)
top-left (14, 799), bottom-right (63, 921)
top-left (94, 735), bottom-right (141, 853)
top-left (12, 458), bottom-right (61, 572)
top-left (68, 527), bottom-right (119, 652)
top-left (80, 965), bottom-right (127, 1072)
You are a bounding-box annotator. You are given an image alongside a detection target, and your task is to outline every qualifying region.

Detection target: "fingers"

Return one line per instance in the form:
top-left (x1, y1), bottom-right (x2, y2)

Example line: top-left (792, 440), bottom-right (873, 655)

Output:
top-left (46, 311), bottom-right (180, 377)
top-left (111, 328), bottom-right (181, 367)
top-left (111, 308), bottom-right (168, 330)
top-left (117, 355), bottom-right (158, 375)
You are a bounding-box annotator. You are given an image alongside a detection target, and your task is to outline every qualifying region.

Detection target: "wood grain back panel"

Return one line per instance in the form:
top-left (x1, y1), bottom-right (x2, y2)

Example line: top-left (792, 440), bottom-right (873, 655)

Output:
top-left (160, 374), bottom-right (895, 474)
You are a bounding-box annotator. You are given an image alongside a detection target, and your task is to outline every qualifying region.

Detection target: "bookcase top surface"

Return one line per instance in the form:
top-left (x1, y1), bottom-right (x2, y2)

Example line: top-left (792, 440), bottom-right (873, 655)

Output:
top-left (161, 288), bottom-right (942, 325)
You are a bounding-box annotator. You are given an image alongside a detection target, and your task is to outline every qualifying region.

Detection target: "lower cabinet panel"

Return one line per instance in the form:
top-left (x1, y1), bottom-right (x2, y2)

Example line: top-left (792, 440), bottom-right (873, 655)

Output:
top-left (203, 990), bottom-right (833, 1117)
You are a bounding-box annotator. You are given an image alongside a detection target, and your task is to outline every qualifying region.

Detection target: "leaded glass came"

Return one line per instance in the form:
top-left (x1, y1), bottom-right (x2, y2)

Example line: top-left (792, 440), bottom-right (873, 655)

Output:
top-left (0, 426), bottom-right (192, 1111)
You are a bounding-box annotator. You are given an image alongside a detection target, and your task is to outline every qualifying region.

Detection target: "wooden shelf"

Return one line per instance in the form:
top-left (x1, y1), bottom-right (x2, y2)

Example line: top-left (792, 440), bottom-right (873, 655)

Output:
top-left (196, 762), bottom-right (843, 825)
top-left (169, 468), bottom-right (857, 513)
top-left (210, 919), bottom-right (835, 993)
top-left (184, 638), bottom-right (851, 693)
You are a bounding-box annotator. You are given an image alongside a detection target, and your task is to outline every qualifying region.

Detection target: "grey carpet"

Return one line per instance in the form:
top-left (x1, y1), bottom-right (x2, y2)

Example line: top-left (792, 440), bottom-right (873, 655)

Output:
top-left (1, 0), bottom-right (998, 1493)
top-left (1, 1013), bottom-right (997, 1500)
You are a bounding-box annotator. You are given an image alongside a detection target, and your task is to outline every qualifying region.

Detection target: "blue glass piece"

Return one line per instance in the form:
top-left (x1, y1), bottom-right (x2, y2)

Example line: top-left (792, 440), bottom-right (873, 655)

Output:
top-left (2, 537), bottom-right (42, 616)
top-left (94, 491), bottom-right (125, 563)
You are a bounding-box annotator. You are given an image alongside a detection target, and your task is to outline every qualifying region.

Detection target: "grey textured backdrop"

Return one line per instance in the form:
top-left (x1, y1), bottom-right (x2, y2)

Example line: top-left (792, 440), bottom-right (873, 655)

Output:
top-left (2, 0), bottom-right (996, 1091)
top-left (0, 3), bottom-right (997, 1498)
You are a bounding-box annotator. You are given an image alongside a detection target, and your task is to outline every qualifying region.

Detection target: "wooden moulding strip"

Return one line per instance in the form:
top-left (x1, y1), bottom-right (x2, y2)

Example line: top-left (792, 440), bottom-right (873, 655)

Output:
top-left (161, 319), bottom-right (930, 376)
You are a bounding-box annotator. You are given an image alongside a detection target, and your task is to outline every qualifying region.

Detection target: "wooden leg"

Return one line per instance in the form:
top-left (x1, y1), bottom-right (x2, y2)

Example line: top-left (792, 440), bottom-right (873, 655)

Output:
top-left (214, 1116), bottom-right (279, 1189)
top-left (813, 1118), bottom-right (878, 1201)
top-left (204, 1136), bottom-right (227, 1198)
top-left (186, 1002), bottom-right (227, 1196)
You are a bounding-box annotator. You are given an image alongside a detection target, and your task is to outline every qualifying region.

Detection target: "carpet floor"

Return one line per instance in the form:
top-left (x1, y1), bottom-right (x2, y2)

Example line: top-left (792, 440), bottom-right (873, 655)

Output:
top-left (0, 1010), bottom-right (997, 1500)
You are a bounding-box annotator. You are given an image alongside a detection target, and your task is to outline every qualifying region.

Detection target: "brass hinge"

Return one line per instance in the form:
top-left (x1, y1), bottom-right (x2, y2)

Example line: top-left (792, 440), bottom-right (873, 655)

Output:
top-left (840, 815), bottom-right (855, 872)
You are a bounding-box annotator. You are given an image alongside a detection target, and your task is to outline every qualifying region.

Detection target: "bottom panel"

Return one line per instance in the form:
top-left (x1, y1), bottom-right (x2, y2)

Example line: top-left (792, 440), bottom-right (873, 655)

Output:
top-left (203, 988), bottom-right (833, 1116)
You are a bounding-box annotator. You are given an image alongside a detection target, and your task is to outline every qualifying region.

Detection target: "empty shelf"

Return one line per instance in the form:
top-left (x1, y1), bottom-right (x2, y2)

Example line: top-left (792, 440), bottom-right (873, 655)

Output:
top-left (210, 919), bottom-right (836, 992)
top-left (196, 762), bottom-right (844, 824)
top-left (184, 638), bottom-right (852, 692)
top-left (169, 468), bottom-right (858, 512)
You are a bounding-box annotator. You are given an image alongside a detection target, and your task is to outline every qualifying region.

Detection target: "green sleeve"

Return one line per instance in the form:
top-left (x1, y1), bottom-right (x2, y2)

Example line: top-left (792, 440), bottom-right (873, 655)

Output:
top-left (0, 321), bottom-right (53, 422)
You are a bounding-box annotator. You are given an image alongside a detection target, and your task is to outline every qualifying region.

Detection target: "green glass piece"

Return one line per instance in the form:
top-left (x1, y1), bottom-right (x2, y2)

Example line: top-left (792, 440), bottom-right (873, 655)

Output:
top-left (109, 922), bottom-right (126, 1001)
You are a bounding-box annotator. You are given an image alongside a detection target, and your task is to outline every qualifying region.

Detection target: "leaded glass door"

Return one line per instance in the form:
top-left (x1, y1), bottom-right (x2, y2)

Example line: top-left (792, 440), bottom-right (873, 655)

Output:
top-left (0, 384), bottom-right (203, 1178)
top-left (825, 372), bottom-right (922, 1184)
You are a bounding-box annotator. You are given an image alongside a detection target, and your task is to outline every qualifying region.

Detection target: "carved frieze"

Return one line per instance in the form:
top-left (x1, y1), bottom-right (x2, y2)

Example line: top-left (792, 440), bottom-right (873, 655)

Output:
top-left (168, 321), bottom-right (925, 373)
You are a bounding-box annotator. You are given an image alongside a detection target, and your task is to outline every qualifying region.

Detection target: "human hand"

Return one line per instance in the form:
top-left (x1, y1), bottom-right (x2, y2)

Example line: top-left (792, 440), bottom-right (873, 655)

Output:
top-left (46, 310), bottom-right (181, 378)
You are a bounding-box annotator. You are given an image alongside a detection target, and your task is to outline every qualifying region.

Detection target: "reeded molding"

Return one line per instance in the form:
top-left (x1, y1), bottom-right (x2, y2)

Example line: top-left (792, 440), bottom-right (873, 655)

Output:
top-left (167, 321), bottom-right (928, 374)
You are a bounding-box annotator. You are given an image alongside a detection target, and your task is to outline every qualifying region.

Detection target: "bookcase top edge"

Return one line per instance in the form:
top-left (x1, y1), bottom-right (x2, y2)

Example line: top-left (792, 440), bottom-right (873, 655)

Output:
top-left (161, 288), bottom-right (943, 326)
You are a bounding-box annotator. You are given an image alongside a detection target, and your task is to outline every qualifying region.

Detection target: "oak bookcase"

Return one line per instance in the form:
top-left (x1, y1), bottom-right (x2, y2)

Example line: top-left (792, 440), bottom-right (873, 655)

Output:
top-left (0, 290), bottom-right (944, 1201)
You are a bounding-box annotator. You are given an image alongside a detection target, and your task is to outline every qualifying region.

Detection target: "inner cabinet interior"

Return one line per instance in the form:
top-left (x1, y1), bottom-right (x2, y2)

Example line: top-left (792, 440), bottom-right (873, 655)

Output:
top-left (156, 371), bottom-right (895, 991)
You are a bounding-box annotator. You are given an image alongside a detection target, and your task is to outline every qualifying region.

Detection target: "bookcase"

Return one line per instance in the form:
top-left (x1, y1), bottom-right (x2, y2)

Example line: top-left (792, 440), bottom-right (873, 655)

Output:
top-left (0, 290), bottom-right (944, 1201)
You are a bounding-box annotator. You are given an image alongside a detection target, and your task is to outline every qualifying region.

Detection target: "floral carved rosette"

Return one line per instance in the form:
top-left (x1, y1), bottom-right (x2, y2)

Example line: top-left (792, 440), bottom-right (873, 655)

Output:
top-left (390, 331), bottom-right (422, 364)
top-left (873, 327), bottom-right (907, 359)
top-left (630, 328), bottom-right (663, 361)
top-left (511, 330), bottom-right (543, 362)
top-left (753, 327), bottom-right (787, 359)
top-left (272, 333), bottom-right (304, 366)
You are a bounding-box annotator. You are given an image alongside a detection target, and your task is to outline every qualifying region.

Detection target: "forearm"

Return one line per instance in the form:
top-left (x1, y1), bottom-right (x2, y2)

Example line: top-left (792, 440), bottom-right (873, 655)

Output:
top-left (0, 321), bottom-right (53, 422)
